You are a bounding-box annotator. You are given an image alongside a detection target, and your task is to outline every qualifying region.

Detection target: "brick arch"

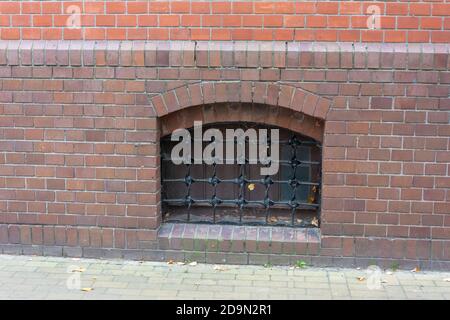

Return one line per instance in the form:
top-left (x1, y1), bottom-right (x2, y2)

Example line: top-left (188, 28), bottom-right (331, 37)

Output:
top-left (160, 103), bottom-right (325, 143)
top-left (150, 81), bottom-right (332, 121)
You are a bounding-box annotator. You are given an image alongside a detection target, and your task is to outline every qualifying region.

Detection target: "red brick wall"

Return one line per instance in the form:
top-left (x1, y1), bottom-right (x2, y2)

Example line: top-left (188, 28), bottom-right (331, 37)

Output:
top-left (0, 1), bottom-right (449, 42)
top-left (0, 41), bottom-right (448, 267)
top-left (0, 0), bottom-right (449, 268)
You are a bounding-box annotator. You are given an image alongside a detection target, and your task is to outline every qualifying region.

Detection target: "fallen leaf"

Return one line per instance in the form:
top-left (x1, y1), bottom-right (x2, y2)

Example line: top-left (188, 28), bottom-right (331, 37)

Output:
top-left (411, 267), bottom-right (420, 273)
top-left (311, 217), bottom-right (319, 227)
top-left (71, 267), bottom-right (86, 273)
top-left (213, 265), bottom-right (228, 271)
top-left (188, 261), bottom-right (198, 266)
top-left (81, 287), bottom-right (94, 292)
top-left (247, 183), bottom-right (255, 191)
top-left (357, 276), bottom-right (366, 281)
top-left (269, 216), bottom-right (278, 223)
top-left (167, 260), bottom-right (175, 265)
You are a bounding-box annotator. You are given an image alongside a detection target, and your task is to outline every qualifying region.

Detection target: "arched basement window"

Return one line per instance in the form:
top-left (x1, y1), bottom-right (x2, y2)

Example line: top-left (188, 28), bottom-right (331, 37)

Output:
top-left (161, 122), bottom-right (322, 228)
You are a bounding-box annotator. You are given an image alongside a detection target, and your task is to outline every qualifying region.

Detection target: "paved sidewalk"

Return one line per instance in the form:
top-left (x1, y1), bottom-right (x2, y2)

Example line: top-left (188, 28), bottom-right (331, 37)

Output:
top-left (0, 254), bottom-right (449, 300)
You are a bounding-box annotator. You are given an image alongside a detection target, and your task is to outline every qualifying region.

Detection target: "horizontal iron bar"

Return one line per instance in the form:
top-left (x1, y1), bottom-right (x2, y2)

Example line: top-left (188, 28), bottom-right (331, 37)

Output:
top-left (162, 199), bottom-right (320, 208)
top-left (160, 157), bottom-right (321, 166)
top-left (163, 178), bottom-right (320, 186)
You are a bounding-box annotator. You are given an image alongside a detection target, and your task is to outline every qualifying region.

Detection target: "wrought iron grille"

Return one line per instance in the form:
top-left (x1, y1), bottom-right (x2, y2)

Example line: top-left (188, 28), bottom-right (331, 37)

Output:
top-left (161, 122), bottom-right (322, 228)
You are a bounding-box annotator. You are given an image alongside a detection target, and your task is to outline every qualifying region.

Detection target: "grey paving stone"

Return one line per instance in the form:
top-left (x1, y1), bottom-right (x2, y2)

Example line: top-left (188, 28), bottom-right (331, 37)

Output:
top-left (0, 254), bottom-right (448, 300)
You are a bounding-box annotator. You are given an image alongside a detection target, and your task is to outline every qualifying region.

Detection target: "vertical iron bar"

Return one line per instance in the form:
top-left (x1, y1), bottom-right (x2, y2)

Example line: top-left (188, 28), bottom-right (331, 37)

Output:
top-left (238, 163), bottom-right (244, 224)
top-left (290, 135), bottom-right (297, 227)
top-left (212, 162), bottom-right (217, 223)
top-left (186, 164), bottom-right (192, 223)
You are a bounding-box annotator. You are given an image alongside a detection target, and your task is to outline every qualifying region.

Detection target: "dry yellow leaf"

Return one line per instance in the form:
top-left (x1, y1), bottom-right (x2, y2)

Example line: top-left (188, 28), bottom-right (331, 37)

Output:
top-left (247, 183), bottom-right (255, 191)
top-left (269, 216), bottom-right (278, 223)
top-left (167, 260), bottom-right (175, 265)
top-left (71, 267), bottom-right (86, 273)
top-left (357, 276), bottom-right (366, 281)
top-left (214, 265), bottom-right (228, 272)
top-left (311, 217), bottom-right (319, 227)
top-left (81, 287), bottom-right (93, 292)
top-left (411, 266), bottom-right (420, 273)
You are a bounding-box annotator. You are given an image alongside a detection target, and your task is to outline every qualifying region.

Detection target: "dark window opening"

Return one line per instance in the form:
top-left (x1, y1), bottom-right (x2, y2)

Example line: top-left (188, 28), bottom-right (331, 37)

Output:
top-left (161, 122), bottom-right (322, 228)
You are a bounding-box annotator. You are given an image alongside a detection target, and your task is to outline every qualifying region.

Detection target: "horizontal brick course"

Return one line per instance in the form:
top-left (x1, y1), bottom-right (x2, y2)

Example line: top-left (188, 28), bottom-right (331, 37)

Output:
top-left (1, 41), bottom-right (449, 71)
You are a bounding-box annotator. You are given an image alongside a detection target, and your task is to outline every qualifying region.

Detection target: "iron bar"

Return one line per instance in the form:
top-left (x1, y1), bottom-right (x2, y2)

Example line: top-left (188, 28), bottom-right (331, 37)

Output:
top-left (161, 123), bottom-right (321, 228)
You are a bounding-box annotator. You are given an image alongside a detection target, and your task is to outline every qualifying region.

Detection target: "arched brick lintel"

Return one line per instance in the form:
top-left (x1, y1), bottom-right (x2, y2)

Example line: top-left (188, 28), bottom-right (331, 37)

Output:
top-left (160, 103), bottom-right (325, 143)
top-left (150, 81), bottom-right (332, 121)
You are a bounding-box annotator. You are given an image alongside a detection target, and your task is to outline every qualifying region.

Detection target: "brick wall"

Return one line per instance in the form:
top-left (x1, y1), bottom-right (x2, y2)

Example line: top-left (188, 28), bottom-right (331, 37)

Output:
top-left (0, 41), bottom-right (448, 268)
top-left (0, 1), bottom-right (449, 269)
top-left (0, 1), bottom-right (449, 42)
